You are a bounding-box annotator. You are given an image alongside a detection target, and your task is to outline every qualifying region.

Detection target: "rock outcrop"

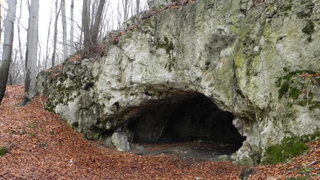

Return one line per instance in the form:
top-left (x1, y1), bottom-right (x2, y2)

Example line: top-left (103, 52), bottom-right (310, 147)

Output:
top-left (37, 0), bottom-right (320, 165)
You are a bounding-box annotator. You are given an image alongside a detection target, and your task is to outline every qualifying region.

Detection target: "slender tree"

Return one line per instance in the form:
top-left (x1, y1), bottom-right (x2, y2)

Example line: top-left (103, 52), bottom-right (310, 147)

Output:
top-left (0, 0), bottom-right (17, 104)
top-left (17, 0), bottom-right (25, 79)
top-left (61, 0), bottom-right (68, 60)
top-left (20, 0), bottom-right (39, 106)
top-left (82, 0), bottom-right (90, 55)
top-left (44, 3), bottom-right (53, 70)
top-left (70, 0), bottom-right (75, 54)
top-left (51, 0), bottom-right (61, 67)
top-left (123, 0), bottom-right (129, 22)
top-left (136, 0), bottom-right (140, 15)
top-left (82, 0), bottom-right (106, 57)
top-left (8, 50), bottom-right (23, 85)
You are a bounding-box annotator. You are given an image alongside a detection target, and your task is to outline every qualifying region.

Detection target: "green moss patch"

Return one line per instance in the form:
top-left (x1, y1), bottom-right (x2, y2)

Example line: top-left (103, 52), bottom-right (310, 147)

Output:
top-left (156, 36), bottom-right (174, 55)
top-left (300, 131), bottom-right (320, 143)
top-left (302, 21), bottom-right (315, 35)
top-left (262, 137), bottom-right (308, 165)
top-left (43, 60), bottom-right (97, 113)
top-left (0, 146), bottom-right (8, 156)
top-left (276, 70), bottom-right (320, 109)
top-left (296, 0), bottom-right (315, 19)
top-left (308, 101), bottom-right (320, 110)
top-left (289, 87), bottom-right (301, 99)
top-left (278, 80), bottom-right (290, 99)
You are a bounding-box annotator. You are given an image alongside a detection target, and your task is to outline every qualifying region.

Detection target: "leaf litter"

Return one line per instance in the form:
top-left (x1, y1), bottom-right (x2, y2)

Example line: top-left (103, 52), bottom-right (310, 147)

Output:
top-left (1, 85), bottom-right (320, 179)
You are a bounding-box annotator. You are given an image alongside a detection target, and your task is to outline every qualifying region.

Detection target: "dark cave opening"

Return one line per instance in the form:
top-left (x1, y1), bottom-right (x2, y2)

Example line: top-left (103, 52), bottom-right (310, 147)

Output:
top-left (164, 97), bottom-right (245, 146)
top-left (127, 95), bottom-right (245, 149)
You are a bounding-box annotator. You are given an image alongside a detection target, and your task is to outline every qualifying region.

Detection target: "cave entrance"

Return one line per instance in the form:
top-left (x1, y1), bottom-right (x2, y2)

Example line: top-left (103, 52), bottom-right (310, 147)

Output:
top-left (127, 95), bottom-right (245, 161)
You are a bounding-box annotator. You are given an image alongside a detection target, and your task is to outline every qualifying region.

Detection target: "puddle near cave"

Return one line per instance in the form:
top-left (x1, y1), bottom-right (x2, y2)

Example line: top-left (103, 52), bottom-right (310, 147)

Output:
top-left (127, 95), bottom-right (245, 163)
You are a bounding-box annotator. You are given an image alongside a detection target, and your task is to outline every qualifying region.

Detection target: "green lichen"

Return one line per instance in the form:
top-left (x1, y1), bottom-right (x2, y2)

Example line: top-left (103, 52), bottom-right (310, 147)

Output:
top-left (278, 80), bottom-right (290, 99)
top-left (165, 57), bottom-right (176, 72)
top-left (276, 70), bottom-right (317, 98)
top-left (44, 61), bottom-right (98, 113)
top-left (156, 36), bottom-right (176, 72)
top-left (262, 137), bottom-right (308, 165)
top-left (283, 67), bottom-right (289, 72)
top-left (156, 36), bottom-right (174, 55)
top-left (276, 0), bottom-right (293, 17)
top-left (121, 32), bottom-right (133, 46)
top-left (235, 51), bottom-right (246, 68)
top-left (0, 146), bottom-right (8, 156)
top-left (308, 101), bottom-right (320, 110)
top-left (280, 4), bottom-right (292, 12)
top-left (302, 21), bottom-right (315, 35)
top-left (296, 0), bottom-right (315, 19)
top-left (289, 87), bottom-right (301, 99)
top-left (297, 94), bottom-right (313, 107)
top-left (276, 70), bottom-right (320, 110)
top-left (297, 11), bottom-right (312, 19)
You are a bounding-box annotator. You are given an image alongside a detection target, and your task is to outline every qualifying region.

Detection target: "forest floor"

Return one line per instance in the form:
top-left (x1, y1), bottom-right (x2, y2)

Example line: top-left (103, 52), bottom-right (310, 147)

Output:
top-left (1, 85), bottom-right (320, 179)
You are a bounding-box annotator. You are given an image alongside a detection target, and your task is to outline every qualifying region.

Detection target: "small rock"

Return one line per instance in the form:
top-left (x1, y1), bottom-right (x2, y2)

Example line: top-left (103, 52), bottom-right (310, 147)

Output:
top-left (217, 155), bottom-right (230, 161)
top-left (105, 136), bottom-right (113, 147)
top-left (239, 168), bottom-right (254, 180)
top-left (112, 132), bottom-right (131, 152)
top-left (131, 144), bottom-right (147, 155)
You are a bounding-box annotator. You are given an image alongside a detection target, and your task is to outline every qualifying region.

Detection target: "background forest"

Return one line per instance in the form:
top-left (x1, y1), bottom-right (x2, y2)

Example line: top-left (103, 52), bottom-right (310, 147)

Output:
top-left (0, 0), bottom-right (148, 87)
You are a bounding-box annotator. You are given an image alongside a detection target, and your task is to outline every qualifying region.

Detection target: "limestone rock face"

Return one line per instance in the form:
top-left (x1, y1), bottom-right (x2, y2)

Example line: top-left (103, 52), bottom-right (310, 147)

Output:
top-left (37, 0), bottom-right (320, 165)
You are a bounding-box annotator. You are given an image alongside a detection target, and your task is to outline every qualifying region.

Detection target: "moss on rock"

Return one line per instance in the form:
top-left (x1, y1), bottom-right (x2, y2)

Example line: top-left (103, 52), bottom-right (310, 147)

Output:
top-left (262, 137), bottom-right (308, 165)
top-left (296, 0), bottom-right (315, 19)
top-left (278, 80), bottom-right (290, 99)
top-left (289, 87), bottom-right (301, 99)
top-left (300, 131), bottom-right (320, 143)
top-left (302, 21), bottom-right (315, 35)
top-left (276, 70), bottom-right (320, 109)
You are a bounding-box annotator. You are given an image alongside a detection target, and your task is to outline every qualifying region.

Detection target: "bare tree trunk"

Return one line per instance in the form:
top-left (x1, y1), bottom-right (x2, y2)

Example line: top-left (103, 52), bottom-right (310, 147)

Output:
top-left (123, 0), bottom-right (129, 22)
top-left (51, 0), bottom-right (61, 67)
top-left (117, 1), bottom-right (122, 29)
top-left (70, 0), bottom-right (74, 54)
top-left (61, 0), bottom-right (68, 60)
top-left (98, 0), bottom-right (111, 41)
top-left (79, 28), bottom-right (83, 51)
top-left (0, 0), bottom-right (17, 104)
top-left (82, 0), bottom-right (106, 57)
top-left (136, 0), bottom-right (140, 15)
top-left (90, 0), bottom-right (94, 30)
top-left (8, 50), bottom-right (19, 85)
top-left (17, 0), bottom-right (25, 79)
top-left (82, 0), bottom-right (90, 56)
top-left (37, 43), bottom-right (42, 73)
top-left (44, 3), bottom-right (53, 70)
top-left (91, 0), bottom-right (106, 47)
top-left (21, 0), bottom-right (39, 106)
